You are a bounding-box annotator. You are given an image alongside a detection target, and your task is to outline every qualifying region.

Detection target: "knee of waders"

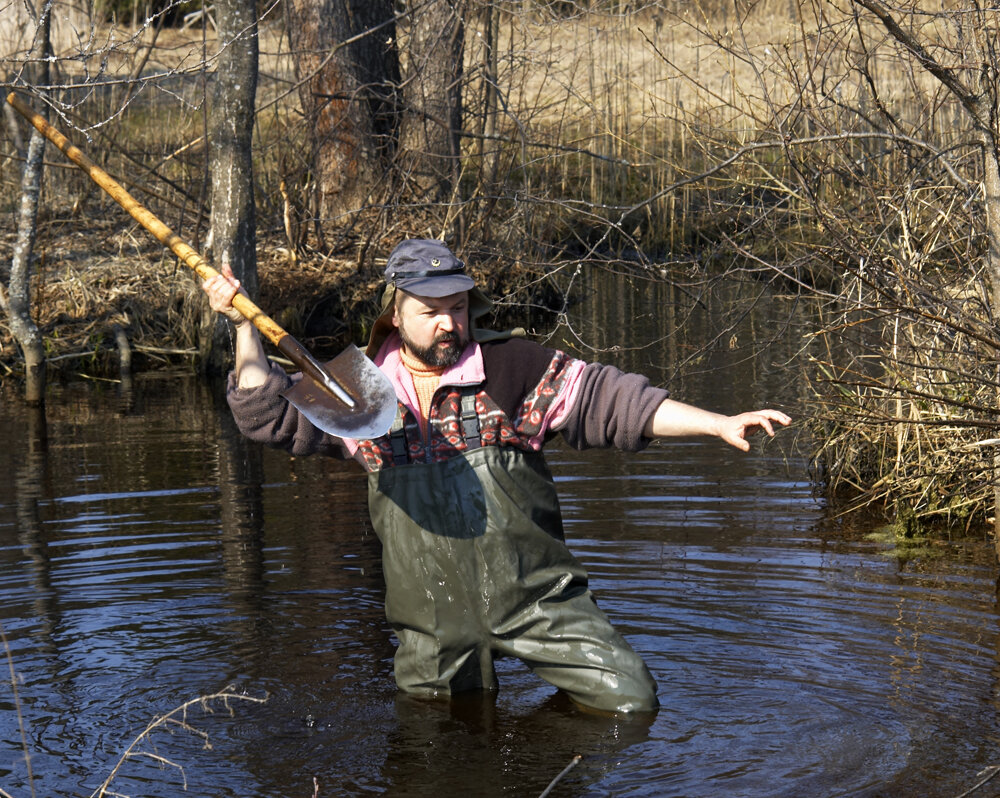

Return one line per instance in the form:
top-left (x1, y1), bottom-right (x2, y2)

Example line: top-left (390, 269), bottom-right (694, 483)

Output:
top-left (394, 636), bottom-right (497, 696)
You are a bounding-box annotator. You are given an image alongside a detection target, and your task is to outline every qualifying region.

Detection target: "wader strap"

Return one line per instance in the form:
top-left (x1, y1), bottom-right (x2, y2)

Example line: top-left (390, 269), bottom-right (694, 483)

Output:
top-left (461, 390), bottom-right (481, 450)
top-left (389, 406), bottom-right (409, 465)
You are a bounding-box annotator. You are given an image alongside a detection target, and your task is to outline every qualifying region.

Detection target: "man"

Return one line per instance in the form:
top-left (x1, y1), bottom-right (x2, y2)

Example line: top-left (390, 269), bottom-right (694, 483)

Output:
top-left (202, 238), bottom-right (791, 714)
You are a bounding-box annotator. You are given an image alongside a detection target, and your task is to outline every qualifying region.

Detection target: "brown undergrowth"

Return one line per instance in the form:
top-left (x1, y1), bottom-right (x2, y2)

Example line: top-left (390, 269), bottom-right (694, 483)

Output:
top-left (0, 216), bottom-right (368, 377)
top-left (0, 211), bottom-right (562, 380)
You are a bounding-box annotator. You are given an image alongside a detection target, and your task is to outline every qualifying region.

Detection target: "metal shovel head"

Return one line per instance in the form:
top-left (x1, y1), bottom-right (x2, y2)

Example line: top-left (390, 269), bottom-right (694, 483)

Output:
top-left (281, 344), bottom-right (397, 439)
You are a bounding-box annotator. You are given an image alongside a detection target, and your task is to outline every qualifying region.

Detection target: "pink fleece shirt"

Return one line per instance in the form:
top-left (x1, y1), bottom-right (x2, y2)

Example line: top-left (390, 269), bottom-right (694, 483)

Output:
top-left (341, 331), bottom-right (585, 456)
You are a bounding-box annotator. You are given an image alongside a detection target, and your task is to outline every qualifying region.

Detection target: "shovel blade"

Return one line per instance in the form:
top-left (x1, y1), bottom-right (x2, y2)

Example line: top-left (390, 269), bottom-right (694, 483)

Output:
top-left (281, 344), bottom-right (397, 439)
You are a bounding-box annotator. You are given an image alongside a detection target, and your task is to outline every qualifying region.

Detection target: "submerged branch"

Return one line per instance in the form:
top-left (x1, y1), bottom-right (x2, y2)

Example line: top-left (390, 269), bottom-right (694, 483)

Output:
top-left (92, 686), bottom-right (268, 798)
top-left (538, 754), bottom-right (582, 798)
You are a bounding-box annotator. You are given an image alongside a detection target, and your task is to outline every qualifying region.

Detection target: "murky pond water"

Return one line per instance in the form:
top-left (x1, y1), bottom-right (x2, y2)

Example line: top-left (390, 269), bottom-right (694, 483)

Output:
top-left (2, 272), bottom-right (1000, 797)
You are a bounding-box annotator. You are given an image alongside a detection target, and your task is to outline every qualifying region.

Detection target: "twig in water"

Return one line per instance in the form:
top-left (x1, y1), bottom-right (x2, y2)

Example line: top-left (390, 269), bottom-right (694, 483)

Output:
top-left (91, 685), bottom-right (268, 798)
top-left (954, 764), bottom-right (1000, 798)
top-left (1, 620), bottom-right (35, 798)
top-left (538, 754), bottom-right (582, 798)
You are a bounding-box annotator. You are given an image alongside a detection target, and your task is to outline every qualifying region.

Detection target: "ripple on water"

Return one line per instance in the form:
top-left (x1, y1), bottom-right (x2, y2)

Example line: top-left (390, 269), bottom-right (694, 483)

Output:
top-left (565, 526), bottom-right (1000, 796)
top-left (2, 379), bottom-right (1000, 797)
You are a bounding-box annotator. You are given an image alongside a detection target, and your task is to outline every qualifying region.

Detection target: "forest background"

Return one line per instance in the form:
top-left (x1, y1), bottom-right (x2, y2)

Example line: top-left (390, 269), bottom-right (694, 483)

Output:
top-left (3, 0), bottom-right (1000, 544)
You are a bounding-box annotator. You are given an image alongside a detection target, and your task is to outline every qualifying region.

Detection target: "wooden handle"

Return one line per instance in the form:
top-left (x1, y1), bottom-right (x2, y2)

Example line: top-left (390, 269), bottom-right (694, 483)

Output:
top-left (6, 91), bottom-right (287, 347)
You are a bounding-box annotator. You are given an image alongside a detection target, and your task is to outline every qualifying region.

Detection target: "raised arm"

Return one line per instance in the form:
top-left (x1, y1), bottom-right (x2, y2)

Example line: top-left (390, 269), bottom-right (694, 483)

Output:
top-left (201, 260), bottom-right (271, 389)
top-left (643, 398), bottom-right (791, 452)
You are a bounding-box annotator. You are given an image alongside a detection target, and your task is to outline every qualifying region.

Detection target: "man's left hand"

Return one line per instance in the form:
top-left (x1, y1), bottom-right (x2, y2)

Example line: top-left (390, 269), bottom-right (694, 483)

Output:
top-left (717, 409), bottom-right (792, 452)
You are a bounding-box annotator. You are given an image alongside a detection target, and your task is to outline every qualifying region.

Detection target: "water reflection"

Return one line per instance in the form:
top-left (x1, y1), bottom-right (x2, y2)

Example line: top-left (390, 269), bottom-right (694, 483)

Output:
top-left (1, 373), bottom-right (998, 797)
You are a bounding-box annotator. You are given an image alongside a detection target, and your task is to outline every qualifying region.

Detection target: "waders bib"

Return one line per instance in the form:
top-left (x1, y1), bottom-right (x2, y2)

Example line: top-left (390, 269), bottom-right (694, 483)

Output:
top-left (368, 432), bottom-right (658, 714)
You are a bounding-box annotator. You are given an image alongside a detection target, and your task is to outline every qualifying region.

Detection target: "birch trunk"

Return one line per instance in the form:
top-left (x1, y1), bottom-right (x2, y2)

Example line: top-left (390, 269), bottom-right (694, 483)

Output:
top-left (9, 127), bottom-right (47, 404)
top-left (6, 1), bottom-right (52, 405)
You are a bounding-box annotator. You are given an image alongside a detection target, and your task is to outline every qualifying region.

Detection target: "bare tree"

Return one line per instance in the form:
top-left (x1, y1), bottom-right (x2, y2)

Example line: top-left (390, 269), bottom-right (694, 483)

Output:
top-left (844, 0), bottom-right (1000, 308)
top-left (200, 0), bottom-right (260, 374)
top-left (4, 0), bottom-right (52, 405)
top-left (397, 0), bottom-right (466, 203)
top-left (284, 0), bottom-right (399, 242)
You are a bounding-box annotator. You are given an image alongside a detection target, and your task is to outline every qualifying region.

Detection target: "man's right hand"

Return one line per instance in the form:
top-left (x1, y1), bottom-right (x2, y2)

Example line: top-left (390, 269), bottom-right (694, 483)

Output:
top-left (202, 260), bottom-right (248, 326)
top-left (201, 258), bottom-right (271, 389)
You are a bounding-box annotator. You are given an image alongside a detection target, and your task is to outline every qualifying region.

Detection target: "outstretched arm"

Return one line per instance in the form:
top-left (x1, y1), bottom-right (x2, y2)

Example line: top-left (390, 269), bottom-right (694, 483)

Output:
top-left (201, 260), bottom-right (270, 389)
top-left (643, 398), bottom-right (791, 452)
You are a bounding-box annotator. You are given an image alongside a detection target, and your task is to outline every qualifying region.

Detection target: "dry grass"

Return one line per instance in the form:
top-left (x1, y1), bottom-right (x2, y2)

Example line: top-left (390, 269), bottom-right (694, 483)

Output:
top-left (805, 259), bottom-right (1000, 535)
top-left (0, 213), bottom-right (386, 374)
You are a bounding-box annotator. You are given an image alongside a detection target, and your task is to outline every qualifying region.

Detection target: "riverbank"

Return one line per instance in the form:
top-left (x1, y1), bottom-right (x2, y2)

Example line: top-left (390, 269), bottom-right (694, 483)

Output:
top-left (0, 220), bottom-right (358, 377)
top-left (0, 213), bottom-right (568, 379)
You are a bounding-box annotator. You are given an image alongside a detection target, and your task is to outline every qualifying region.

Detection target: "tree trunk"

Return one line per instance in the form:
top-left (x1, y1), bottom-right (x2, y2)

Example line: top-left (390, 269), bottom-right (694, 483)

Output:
top-left (6, 1), bottom-right (52, 405)
top-left (3, 100), bottom-right (25, 159)
top-left (475, 1), bottom-right (501, 233)
top-left (200, 0), bottom-right (259, 375)
top-left (284, 0), bottom-right (399, 239)
top-left (9, 127), bottom-right (48, 404)
top-left (982, 137), bottom-right (1000, 555)
top-left (398, 0), bottom-right (465, 201)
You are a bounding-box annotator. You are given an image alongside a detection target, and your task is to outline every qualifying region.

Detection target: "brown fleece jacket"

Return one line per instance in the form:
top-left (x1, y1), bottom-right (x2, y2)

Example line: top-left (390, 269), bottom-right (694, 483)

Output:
top-left (225, 337), bottom-right (669, 459)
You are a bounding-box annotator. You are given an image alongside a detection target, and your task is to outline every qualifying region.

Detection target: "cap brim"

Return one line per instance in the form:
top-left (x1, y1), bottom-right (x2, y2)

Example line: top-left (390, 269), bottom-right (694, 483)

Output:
top-left (393, 273), bottom-right (476, 298)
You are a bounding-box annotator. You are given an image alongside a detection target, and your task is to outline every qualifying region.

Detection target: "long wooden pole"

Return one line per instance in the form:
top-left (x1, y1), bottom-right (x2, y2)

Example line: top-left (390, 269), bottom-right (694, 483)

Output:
top-left (5, 91), bottom-right (355, 408)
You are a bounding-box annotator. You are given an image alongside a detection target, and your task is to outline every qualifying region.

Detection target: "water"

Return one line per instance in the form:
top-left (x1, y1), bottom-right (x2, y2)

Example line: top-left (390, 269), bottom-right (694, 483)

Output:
top-left (2, 273), bottom-right (1000, 797)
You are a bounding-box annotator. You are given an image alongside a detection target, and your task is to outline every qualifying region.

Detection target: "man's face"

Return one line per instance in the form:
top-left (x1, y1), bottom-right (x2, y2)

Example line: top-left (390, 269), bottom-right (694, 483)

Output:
top-left (392, 290), bottom-right (470, 367)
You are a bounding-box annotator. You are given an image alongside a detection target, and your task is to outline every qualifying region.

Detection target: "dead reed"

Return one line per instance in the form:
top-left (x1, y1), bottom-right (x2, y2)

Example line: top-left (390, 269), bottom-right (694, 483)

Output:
top-left (806, 260), bottom-right (1000, 535)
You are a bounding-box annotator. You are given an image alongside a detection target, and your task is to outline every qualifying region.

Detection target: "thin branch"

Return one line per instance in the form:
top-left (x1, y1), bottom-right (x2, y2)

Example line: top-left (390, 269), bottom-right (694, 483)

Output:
top-left (92, 686), bottom-right (267, 798)
top-left (0, 621), bottom-right (35, 798)
top-left (538, 754), bottom-right (582, 798)
top-left (850, 0), bottom-right (981, 119)
top-left (954, 764), bottom-right (1000, 798)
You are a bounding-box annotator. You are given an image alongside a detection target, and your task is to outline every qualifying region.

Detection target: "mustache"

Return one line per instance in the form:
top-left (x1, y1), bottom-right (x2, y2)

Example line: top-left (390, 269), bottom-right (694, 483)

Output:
top-left (434, 331), bottom-right (461, 346)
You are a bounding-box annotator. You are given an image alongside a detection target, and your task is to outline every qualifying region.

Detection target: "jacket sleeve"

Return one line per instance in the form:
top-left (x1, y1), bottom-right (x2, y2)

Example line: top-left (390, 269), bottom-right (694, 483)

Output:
top-left (226, 362), bottom-right (349, 458)
top-left (557, 362), bottom-right (670, 452)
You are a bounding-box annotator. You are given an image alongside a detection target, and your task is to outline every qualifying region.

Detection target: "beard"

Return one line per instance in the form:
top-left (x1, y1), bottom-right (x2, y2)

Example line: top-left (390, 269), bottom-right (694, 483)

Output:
top-left (398, 325), bottom-right (466, 368)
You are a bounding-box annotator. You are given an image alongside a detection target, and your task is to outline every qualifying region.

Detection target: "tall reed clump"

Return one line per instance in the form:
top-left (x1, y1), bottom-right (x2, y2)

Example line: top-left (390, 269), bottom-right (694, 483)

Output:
top-left (805, 255), bottom-right (1000, 535)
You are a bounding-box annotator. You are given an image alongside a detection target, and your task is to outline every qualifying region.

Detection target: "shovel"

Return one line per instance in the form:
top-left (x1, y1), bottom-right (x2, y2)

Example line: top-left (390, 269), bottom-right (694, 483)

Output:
top-left (7, 91), bottom-right (397, 440)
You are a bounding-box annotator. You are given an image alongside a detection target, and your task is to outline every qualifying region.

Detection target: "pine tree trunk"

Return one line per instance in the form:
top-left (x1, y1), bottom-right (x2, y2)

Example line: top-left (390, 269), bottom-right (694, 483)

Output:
top-left (284, 0), bottom-right (399, 238)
